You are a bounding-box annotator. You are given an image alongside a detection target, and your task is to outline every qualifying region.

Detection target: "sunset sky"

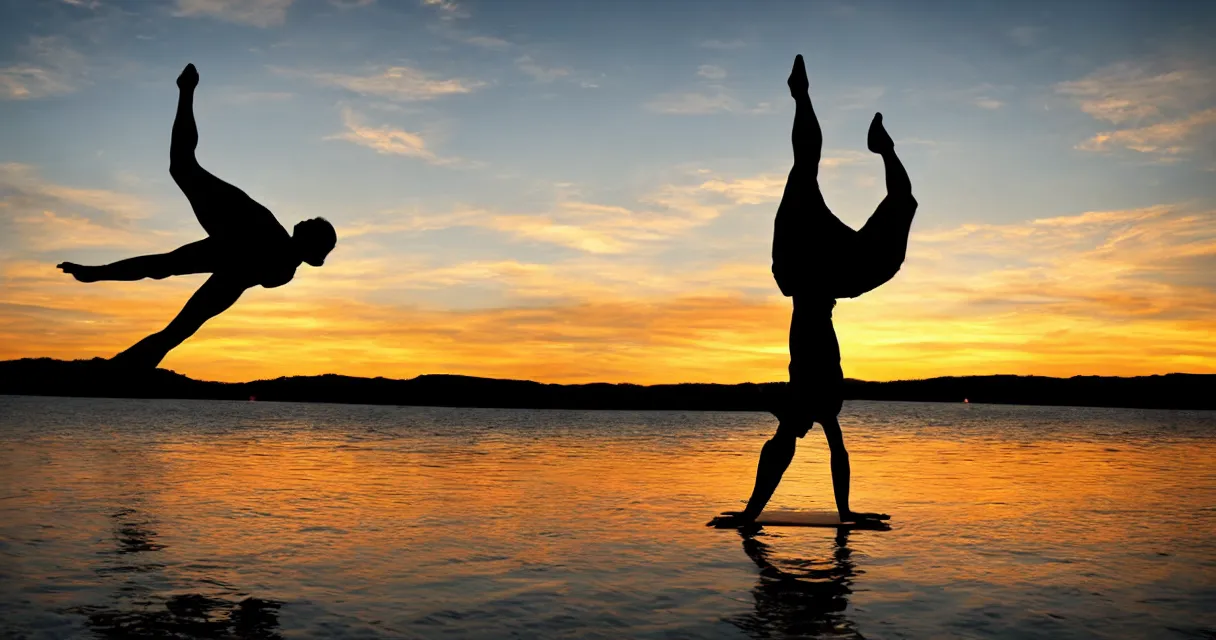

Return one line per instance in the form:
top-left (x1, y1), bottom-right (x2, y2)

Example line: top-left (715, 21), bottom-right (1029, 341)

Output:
top-left (1, 0), bottom-right (1213, 383)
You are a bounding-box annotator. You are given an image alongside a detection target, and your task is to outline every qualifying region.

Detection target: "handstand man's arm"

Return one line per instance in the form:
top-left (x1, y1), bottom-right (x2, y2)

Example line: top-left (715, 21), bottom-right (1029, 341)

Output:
top-left (111, 275), bottom-right (246, 369)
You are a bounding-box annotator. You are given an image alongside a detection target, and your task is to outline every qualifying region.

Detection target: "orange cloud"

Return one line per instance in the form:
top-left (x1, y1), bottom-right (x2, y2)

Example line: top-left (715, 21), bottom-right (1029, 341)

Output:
top-left (3, 162), bottom-right (1213, 383)
top-left (1057, 59), bottom-right (1216, 159)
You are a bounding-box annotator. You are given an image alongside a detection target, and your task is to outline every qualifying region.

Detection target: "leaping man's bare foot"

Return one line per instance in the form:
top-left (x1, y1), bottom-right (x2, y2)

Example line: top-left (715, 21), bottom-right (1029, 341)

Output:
top-left (177, 63), bottom-right (199, 91)
top-left (788, 54), bottom-right (809, 98)
top-left (867, 112), bottom-right (894, 154)
top-left (57, 262), bottom-right (99, 283)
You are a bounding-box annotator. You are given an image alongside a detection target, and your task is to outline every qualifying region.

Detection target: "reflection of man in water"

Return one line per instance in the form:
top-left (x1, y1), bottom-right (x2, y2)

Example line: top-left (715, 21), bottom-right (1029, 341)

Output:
top-left (58, 64), bottom-right (336, 369)
top-left (711, 55), bottom-right (916, 528)
top-left (729, 528), bottom-right (865, 637)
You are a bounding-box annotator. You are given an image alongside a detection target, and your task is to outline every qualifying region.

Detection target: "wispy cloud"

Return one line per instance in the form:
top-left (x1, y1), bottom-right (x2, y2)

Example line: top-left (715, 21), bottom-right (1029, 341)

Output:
top-left (465, 34), bottom-right (510, 49)
top-left (646, 66), bottom-right (771, 115)
top-left (208, 89), bottom-right (295, 106)
top-left (420, 0), bottom-right (467, 19)
top-left (1077, 108), bottom-right (1216, 157)
top-left (0, 163), bottom-right (172, 253)
top-left (1057, 59), bottom-right (1216, 159)
top-left (174, 0), bottom-right (296, 28)
top-left (326, 108), bottom-right (460, 165)
top-left (910, 203), bottom-right (1216, 319)
top-left (1055, 61), bottom-right (1213, 125)
top-left (0, 37), bottom-right (88, 101)
top-left (837, 86), bottom-right (885, 111)
top-left (0, 163), bottom-right (153, 223)
top-left (699, 39), bottom-right (746, 50)
top-left (272, 65), bottom-right (483, 101)
top-left (337, 172), bottom-right (767, 255)
top-left (9, 210), bottom-right (162, 252)
top-left (515, 56), bottom-right (571, 83)
top-left (646, 90), bottom-right (742, 115)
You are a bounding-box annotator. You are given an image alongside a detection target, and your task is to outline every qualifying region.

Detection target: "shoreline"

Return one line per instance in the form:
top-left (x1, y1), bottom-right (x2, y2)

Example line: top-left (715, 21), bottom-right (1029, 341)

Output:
top-left (2, 358), bottom-right (1212, 412)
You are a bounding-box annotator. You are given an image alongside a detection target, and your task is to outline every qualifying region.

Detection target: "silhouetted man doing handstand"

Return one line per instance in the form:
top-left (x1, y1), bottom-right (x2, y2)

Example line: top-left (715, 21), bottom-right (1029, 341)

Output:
top-left (710, 55), bottom-right (917, 528)
top-left (57, 64), bottom-right (336, 369)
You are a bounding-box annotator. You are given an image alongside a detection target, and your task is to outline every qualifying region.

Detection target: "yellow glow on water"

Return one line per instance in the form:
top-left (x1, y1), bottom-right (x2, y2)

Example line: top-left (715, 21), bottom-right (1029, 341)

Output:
top-left (2, 398), bottom-right (1213, 637)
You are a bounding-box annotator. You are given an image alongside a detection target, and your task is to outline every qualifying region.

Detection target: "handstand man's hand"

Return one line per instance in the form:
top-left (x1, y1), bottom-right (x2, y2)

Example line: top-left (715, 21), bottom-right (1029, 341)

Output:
top-left (706, 510), bottom-right (759, 529)
top-left (177, 63), bottom-right (199, 91)
top-left (842, 510), bottom-right (890, 523)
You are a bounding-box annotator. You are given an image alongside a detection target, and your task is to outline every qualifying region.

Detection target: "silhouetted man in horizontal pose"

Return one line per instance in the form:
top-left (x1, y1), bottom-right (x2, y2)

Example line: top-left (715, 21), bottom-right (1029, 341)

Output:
top-left (710, 55), bottom-right (916, 528)
top-left (57, 63), bottom-right (336, 369)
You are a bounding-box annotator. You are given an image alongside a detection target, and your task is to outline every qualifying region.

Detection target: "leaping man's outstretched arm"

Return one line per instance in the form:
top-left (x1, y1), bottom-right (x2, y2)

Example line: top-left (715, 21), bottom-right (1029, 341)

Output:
top-left (58, 239), bottom-right (215, 283)
top-left (110, 275), bottom-right (245, 369)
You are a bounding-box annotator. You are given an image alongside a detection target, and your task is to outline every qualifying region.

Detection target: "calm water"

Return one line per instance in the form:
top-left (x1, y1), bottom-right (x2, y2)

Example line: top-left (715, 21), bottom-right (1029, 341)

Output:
top-left (0, 396), bottom-right (1213, 639)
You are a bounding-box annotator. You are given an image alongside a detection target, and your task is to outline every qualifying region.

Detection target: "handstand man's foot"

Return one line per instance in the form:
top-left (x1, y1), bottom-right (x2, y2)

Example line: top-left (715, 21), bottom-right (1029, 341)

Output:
top-left (867, 112), bottom-right (894, 154)
top-left (707, 510), bottom-right (760, 529)
top-left (177, 63), bottom-right (199, 91)
top-left (57, 262), bottom-right (100, 283)
top-left (788, 54), bottom-right (809, 98)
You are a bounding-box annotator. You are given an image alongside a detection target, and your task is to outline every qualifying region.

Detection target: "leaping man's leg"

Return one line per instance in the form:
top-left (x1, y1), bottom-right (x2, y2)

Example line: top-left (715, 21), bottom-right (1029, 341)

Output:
top-left (111, 274), bottom-right (245, 369)
top-left (169, 64), bottom-right (247, 239)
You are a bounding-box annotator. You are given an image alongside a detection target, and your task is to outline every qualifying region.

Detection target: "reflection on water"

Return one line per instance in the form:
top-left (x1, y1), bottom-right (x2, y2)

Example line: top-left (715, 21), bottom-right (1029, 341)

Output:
top-left (731, 528), bottom-right (862, 639)
top-left (0, 397), bottom-right (1213, 638)
top-left (68, 507), bottom-right (282, 639)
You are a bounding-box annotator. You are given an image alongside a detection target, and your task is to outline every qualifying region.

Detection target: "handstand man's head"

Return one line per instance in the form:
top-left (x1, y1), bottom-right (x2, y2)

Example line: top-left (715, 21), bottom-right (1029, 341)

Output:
top-left (293, 217), bottom-right (337, 267)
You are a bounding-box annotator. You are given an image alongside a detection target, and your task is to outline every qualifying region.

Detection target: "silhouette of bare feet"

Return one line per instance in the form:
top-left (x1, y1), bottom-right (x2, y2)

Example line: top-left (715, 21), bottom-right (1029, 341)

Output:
top-left (788, 54), bottom-right (809, 98)
top-left (57, 262), bottom-right (99, 283)
top-left (867, 112), bottom-right (894, 154)
top-left (177, 63), bottom-right (199, 91)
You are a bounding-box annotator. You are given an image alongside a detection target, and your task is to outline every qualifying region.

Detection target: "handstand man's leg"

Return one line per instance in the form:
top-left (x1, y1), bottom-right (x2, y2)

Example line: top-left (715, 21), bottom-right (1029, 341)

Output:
top-left (789, 54), bottom-right (822, 169)
top-left (772, 55), bottom-right (853, 297)
top-left (840, 114), bottom-right (919, 298)
top-left (868, 113), bottom-right (911, 197)
top-left (58, 240), bottom-right (215, 283)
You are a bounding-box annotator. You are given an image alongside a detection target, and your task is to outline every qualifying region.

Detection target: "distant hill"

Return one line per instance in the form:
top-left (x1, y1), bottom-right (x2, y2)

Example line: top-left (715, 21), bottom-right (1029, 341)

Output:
top-left (1, 358), bottom-right (1212, 411)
